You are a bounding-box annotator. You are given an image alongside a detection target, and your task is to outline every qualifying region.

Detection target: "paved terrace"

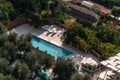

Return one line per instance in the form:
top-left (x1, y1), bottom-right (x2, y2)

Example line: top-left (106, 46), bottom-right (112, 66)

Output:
top-left (9, 24), bottom-right (99, 65)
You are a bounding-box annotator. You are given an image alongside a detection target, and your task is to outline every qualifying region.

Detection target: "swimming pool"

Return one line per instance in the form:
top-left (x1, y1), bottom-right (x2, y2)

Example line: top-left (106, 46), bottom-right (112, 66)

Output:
top-left (31, 35), bottom-right (72, 58)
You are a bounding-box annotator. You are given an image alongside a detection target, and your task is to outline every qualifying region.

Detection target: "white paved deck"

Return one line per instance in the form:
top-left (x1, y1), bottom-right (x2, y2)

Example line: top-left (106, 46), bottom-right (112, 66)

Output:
top-left (9, 24), bottom-right (99, 65)
top-left (93, 68), bottom-right (115, 80)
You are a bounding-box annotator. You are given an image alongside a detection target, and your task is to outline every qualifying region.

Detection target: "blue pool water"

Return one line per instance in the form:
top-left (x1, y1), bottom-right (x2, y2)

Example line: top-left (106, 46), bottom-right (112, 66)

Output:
top-left (31, 35), bottom-right (72, 58)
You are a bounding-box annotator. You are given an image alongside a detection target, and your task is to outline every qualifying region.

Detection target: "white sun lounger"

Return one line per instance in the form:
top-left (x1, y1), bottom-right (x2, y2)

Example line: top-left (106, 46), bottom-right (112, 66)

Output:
top-left (41, 25), bottom-right (50, 30)
top-left (48, 29), bottom-right (53, 32)
top-left (47, 26), bottom-right (54, 32)
top-left (57, 30), bottom-right (62, 34)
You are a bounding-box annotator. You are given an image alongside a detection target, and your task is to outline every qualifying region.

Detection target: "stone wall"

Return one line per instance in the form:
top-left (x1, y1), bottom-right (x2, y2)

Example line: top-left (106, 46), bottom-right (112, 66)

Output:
top-left (6, 17), bottom-right (31, 30)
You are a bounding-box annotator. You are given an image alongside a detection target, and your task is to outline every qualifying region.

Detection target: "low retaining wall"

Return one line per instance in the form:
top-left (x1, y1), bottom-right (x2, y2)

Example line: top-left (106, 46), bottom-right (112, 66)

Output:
top-left (55, 21), bottom-right (69, 30)
top-left (7, 17), bottom-right (31, 30)
top-left (81, 65), bottom-right (105, 74)
top-left (67, 42), bottom-right (100, 58)
top-left (87, 49), bottom-right (100, 58)
top-left (68, 42), bottom-right (88, 53)
top-left (7, 17), bottom-right (69, 31)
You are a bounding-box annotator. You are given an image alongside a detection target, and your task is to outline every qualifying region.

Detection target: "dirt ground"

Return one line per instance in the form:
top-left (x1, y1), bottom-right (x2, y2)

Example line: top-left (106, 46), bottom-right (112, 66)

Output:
top-left (89, 0), bottom-right (111, 14)
top-left (115, 26), bottom-right (120, 29)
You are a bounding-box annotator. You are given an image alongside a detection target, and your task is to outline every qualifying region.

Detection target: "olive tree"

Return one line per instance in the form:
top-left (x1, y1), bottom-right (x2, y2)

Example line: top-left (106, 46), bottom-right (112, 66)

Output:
top-left (53, 59), bottom-right (75, 80)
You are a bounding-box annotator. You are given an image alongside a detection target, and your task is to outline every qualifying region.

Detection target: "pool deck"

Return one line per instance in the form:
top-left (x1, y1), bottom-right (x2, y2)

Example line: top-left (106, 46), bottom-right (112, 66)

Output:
top-left (9, 24), bottom-right (99, 65)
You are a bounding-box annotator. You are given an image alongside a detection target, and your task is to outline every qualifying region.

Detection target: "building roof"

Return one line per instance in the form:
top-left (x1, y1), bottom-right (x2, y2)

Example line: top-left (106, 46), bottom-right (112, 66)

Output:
top-left (101, 53), bottom-right (120, 74)
top-left (81, 1), bottom-right (94, 8)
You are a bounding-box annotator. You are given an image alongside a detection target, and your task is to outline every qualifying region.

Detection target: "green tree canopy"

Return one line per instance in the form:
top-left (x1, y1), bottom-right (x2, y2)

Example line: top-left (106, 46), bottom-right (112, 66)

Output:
top-left (0, 73), bottom-right (15, 80)
top-left (13, 62), bottom-right (31, 80)
top-left (0, 0), bottom-right (14, 24)
top-left (0, 23), bottom-right (6, 34)
top-left (112, 6), bottom-right (120, 17)
top-left (0, 58), bottom-right (9, 74)
top-left (71, 73), bottom-right (83, 80)
top-left (53, 59), bottom-right (75, 80)
top-left (64, 21), bottom-right (120, 59)
top-left (71, 73), bottom-right (92, 80)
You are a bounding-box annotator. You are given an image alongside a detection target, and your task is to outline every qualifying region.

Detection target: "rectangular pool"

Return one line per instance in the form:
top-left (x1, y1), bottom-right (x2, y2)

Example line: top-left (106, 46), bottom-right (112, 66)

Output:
top-left (31, 35), bottom-right (72, 58)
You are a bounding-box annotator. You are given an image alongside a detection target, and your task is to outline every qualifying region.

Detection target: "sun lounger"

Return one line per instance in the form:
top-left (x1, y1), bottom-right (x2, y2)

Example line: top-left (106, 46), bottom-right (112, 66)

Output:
top-left (48, 29), bottom-right (53, 32)
top-left (51, 25), bottom-right (54, 28)
top-left (48, 26), bottom-right (54, 32)
top-left (59, 30), bottom-right (62, 34)
top-left (41, 25), bottom-right (50, 30)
